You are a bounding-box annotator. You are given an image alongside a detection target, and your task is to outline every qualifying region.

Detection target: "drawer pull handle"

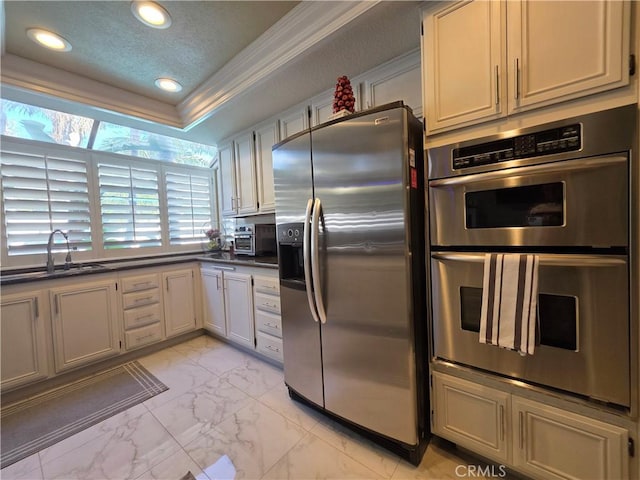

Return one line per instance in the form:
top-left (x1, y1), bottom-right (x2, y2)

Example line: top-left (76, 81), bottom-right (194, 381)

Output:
top-left (262, 302), bottom-right (277, 309)
top-left (138, 333), bottom-right (156, 341)
top-left (266, 345), bottom-right (280, 353)
top-left (134, 296), bottom-right (153, 303)
top-left (134, 282), bottom-right (151, 288)
top-left (265, 322), bottom-right (279, 329)
top-left (136, 314), bottom-right (155, 322)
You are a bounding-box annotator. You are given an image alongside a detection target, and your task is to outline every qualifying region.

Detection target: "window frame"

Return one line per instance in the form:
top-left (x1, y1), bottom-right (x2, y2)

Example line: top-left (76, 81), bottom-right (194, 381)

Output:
top-left (1, 136), bottom-right (217, 268)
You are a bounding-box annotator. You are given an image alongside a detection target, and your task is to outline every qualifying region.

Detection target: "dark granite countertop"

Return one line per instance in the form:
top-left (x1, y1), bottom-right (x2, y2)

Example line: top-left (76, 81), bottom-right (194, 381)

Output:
top-left (1, 252), bottom-right (278, 286)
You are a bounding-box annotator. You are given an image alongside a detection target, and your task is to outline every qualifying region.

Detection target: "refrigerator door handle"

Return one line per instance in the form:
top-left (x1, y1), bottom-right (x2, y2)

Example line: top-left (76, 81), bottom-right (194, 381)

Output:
top-left (311, 197), bottom-right (328, 324)
top-left (304, 198), bottom-right (320, 323)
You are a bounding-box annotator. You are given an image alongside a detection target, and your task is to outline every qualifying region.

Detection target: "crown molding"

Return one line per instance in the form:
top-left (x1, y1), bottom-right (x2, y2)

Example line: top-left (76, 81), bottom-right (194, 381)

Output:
top-left (0, 1), bottom-right (379, 131)
top-left (1, 54), bottom-right (182, 127)
top-left (177, 0), bottom-right (380, 129)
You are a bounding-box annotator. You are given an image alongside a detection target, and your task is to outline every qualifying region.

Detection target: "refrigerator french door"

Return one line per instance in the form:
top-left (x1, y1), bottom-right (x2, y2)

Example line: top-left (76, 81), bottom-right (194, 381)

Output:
top-left (274, 102), bottom-right (428, 462)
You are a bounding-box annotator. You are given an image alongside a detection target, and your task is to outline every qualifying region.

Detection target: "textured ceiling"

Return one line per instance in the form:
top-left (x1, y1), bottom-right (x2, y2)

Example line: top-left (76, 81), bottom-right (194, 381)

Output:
top-left (3, 1), bottom-right (299, 104)
top-left (1, 1), bottom-right (422, 146)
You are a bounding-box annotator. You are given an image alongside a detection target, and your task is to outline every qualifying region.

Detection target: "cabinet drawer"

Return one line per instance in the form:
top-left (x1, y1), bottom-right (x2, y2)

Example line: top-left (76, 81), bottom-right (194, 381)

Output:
top-left (254, 292), bottom-right (280, 314)
top-left (255, 310), bottom-right (282, 338)
top-left (254, 276), bottom-right (280, 295)
top-left (124, 303), bottom-right (161, 330)
top-left (121, 274), bottom-right (160, 293)
top-left (256, 331), bottom-right (283, 363)
top-left (125, 323), bottom-right (162, 350)
top-left (122, 288), bottom-right (160, 309)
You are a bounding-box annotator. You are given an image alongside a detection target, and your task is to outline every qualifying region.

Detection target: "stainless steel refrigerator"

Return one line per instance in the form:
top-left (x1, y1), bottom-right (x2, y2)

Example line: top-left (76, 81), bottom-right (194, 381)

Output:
top-left (273, 102), bottom-right (429, 464)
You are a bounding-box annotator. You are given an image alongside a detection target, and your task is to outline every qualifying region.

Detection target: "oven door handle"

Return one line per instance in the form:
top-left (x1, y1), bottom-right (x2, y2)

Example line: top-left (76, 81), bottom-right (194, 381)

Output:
top-left (428, 155), bottom-right (627, 187)
top-left (431, 252), bottom-right (627, 267)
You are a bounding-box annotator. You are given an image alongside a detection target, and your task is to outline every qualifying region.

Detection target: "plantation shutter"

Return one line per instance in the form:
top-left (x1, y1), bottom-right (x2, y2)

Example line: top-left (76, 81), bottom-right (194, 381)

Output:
top-left (165, 170), bottom-right (212, 245)
top-left (1, 150), bottom-right (92, 256)
top-left (98, 163), bottom-right (161, 249)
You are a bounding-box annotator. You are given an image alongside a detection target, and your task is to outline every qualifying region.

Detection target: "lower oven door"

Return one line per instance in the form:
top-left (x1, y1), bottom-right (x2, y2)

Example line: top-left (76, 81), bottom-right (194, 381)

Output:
top-left (431, 251), bottom-right (630, 407)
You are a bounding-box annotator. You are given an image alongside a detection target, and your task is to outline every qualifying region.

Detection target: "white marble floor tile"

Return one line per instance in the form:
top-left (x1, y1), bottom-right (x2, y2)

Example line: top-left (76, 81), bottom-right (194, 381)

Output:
top-left (141, 361), bottom-right (217, 411)
top-left (258, 383), bottom-right (323, 431)
top-left (0, 453), bottom-right (42, 480)
top-left (184, 399), bottom-right (306, 480)
top-left (37, 403), bottom-right (149, 466)
top-left (220, 356), bottom-right (283, 398)
top-left (135, 448), bottom-right (210, 480)
top-left (390, 438), bottom-right (516, 480)
top-left (310, 419), bottom-right (400, 478)
top-left (171, 335), bottom-right (224, 359)
top-left (193, 344), bottom-right (253, 377)
top-left (262, 432), bottom-right (384, 480)
top-left (138, 345), bottom-right (197, 374)
top-left (40, 410), bottom-right (181, 480)
top-left (150, 376), bottom-right (253, 446)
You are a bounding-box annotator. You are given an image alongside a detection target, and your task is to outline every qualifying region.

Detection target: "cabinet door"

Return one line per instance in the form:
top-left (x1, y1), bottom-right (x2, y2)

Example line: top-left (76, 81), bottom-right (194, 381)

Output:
top-left (432, 372), bottom-right (510, 463)
top-left (507, 0), bottom-right (630, 114)
top-left (1, 291), bottom-right (49, 389)
top-left (280, 108), bottom-right (308, 140)
top-left (224, 272), bottom-right (255, 349)
top-left (512, 396), bottom-right (628, 480)
top-left (310, 92), bottom-right (336, 127)
top-left (424, 0), bottom-right (506, 133)
top-left (254, 122), bottom-right (279, 213)
top-left (163, 269), bottom-right (196, 338)
top-left (364, 50), bottom-right (422, 118)
top-left (234, 132), bottom-right (258, 215)
top-left (219, 142), bottom-right (237, 216)
top-left (201, 268), bottom-right (227, 336)
top-left (51, 280), bottom-right (120, 372)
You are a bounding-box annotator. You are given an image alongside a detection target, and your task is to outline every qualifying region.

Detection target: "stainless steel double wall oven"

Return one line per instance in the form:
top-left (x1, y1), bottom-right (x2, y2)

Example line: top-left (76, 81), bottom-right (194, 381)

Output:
top-left (428, 105), bottom-right (638, 409)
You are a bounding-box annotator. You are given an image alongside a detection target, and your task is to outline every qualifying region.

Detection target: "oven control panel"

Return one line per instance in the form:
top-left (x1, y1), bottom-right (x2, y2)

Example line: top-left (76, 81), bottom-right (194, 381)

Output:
top-left (452, 124), bottom-right (581, 170)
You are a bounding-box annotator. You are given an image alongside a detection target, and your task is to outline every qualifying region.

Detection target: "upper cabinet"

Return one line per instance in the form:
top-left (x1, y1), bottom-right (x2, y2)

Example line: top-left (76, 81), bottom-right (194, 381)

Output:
top-left (218, 142), bottom-right (237, 216)
top-left (253, 120), bottom-right (279, 213)
top-left (423, 0), bottom-right (631, 134)
top-left (279, 106), bottom-right (309, 140)
top-left (233, 131), bottom-right (258, 215)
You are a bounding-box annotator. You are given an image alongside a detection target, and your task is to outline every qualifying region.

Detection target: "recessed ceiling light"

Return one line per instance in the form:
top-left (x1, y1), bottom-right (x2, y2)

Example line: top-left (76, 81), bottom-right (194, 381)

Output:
top-left (155, 78), bottom-right (182, 92)
top-left (26, 28), bottom-right (72, 52)
top-left (131, 1), bottom-right (172, 29)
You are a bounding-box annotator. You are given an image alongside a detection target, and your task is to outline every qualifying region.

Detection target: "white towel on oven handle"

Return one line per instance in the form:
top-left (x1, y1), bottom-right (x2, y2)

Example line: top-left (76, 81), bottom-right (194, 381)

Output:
top-left (479, 253), bottom-right (539, 355)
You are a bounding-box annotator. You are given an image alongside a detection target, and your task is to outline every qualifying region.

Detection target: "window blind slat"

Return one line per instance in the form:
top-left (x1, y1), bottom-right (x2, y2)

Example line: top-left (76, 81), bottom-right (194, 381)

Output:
top-left (165, 171), bottom-right (212, 245)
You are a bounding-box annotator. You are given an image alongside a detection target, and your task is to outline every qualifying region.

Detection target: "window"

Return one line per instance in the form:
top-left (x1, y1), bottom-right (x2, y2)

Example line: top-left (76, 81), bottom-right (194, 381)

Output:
top-left (0, 98), bottom-right (94, 147)
top-left (93, 121), bottom-right (216, 166)
top-left (1, 149), bottom-right (92, 256)
top-left (98, 163), bottom-right (161, 249)
top-left (166, 170), bottom-right (213, 245)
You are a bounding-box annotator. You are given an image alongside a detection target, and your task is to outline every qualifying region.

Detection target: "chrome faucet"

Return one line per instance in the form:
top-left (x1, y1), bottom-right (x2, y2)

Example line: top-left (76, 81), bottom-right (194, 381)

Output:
top-left (46, 229), bottom-right (72, 273)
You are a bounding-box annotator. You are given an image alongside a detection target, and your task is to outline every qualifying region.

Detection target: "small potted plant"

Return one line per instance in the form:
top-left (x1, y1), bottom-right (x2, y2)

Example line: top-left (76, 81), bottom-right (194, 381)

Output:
top-left (204, 228), bottom-right (221, 251)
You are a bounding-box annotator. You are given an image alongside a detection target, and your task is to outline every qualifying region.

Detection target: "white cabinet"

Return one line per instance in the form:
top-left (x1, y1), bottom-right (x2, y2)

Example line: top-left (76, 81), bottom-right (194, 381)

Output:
top-left (233, 131), bottom-right (258, 215)
top-left (423, 0), bottom-right (630, 134)
top-left (310, 92), bottom-right (335, 127)
top-left (219, 142), bottom-right (236, 216)
top-left (432, 371), bottom-right (630, 479)
top-left (201, 266), bottom-right (227, 336)
top-left (279, 106), bottom-right (308, 140)
top-left (512, 397), bottom-right (628, 480)
top-left (432, 372), bottom-right (509, 463)
top-left (50, 279), bottom-right (120, 372)
top-left (1, 290), bottom-right (49, 390)
top-left (507, 0), bottom-right (630, 115)
top-left (120, 272), bottom-right (163, 350)
top-left (162, 268), bottom-right (197, 338)
top-left (224, 271), bottom-right (254, 349)
top-left (254, 121), bottom-right (279, 213)
top-left (362, 50), bottom-right (422, 118)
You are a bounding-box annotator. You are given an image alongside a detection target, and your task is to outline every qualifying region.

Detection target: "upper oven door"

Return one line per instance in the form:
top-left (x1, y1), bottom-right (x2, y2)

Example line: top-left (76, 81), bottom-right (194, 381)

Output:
top-left (429, 154), bottom-right (628, 248)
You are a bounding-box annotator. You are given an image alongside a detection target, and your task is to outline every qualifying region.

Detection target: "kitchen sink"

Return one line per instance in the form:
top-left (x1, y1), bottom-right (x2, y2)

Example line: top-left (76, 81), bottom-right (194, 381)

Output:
top-left (1, 263), bottom-right (111, 283)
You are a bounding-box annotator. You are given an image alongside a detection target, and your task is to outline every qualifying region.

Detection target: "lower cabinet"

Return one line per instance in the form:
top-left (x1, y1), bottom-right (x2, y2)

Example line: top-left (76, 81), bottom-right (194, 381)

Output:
top-left (224, 271), bottom-right (254, 349)
top-left (50, 279), bottom-right (120, 373)
top-left (162, 268), bottom-right (197, 338)
top-left (120, 272), bottom-right (163, 350)
top-left (432, 372), bottom-right (629, 480)
top-left (253, 275), bottom-right (283, 364)
top-left (201, 267), bottom-right (227, 336)
top-left (1, 290), bottom-right (49, 389)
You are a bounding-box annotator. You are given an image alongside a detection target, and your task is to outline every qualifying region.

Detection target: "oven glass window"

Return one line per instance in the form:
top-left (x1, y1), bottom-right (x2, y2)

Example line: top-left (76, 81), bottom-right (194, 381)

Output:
top-left (460, 287), bottom-right (577, 351)
top-left (465, 182), bottom-right (564, 228)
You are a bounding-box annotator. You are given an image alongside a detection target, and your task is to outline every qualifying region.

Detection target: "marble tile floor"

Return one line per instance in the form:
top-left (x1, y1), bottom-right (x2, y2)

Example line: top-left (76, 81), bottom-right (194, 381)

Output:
top-left (1, 335), bottom-right (517, 480)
